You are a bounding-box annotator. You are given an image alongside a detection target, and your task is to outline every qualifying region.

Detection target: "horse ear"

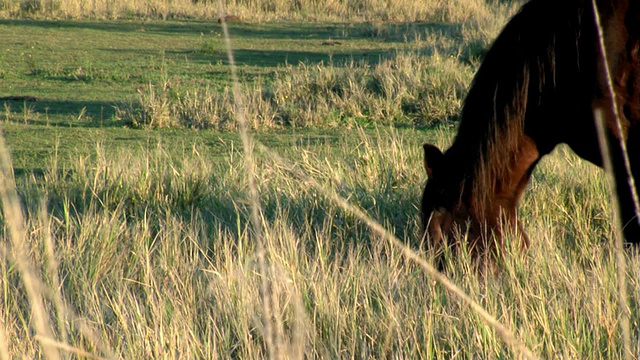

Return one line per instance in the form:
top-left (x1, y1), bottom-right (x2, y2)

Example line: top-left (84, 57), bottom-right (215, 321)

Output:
top-left (423, 143), bottom-right (444, 177)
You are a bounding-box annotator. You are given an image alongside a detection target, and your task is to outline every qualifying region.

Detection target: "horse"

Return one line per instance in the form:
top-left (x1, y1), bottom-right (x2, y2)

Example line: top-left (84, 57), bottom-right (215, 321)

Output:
top-left (420, 0), bottom-right (640, 265)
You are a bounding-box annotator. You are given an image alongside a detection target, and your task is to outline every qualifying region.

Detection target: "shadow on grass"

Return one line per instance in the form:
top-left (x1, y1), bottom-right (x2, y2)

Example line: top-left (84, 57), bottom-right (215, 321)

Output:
top-left (170, 47), bottom-right (393, 68)
top-left (18, 163), bottom-right (422, 258)
top-left (1, 98), bottom-right (122, 127)
top-left (0, 19), bottom-right (217, 35)
top-left (0, 18), bottom-right (461, 42)
top-left (2, 18), bottom-right (468, 67)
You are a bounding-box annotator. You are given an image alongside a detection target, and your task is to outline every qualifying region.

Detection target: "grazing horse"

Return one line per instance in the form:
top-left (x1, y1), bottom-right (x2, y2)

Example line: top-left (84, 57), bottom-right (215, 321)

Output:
top-left (421, 0), bottom-right (640, 264)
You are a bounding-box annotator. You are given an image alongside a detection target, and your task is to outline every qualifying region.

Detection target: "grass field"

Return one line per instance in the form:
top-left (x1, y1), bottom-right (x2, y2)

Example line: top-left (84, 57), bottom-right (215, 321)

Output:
top-left (1, 0), bottom-right (639, 358)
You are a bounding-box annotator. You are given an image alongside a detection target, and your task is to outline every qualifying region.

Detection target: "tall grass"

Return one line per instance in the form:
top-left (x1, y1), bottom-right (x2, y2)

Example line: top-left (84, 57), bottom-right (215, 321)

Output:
top-left (2, 0), bottom-right (519, 23)
top-left (0, 129), bottom-right (638, 358)
top-left (116, 52), bottom-right (475, 129)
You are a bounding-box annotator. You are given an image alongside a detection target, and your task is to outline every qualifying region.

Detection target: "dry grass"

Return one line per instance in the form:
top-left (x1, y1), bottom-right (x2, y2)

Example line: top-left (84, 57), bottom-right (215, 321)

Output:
top-left (2, 0), bottom-right (519, 23)
top-left (0, 128), bottom-right (638, 358)
top-left (115, 52), bottom-right (475, 129)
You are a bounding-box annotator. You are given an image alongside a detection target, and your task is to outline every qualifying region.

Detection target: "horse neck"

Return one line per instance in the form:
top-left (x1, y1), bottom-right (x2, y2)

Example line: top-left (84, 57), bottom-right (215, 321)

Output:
top-left (446, 113), bottom-right (530, 218)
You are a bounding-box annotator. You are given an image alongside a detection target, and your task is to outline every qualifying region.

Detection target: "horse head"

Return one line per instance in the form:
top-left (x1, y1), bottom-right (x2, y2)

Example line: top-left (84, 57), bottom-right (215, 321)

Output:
top-left (420, 143), bottom-right (479, 256)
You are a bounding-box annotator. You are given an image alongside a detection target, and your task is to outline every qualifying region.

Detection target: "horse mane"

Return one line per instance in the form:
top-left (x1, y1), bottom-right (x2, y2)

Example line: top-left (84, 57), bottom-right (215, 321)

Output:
top-left (449, 0), bottom-right (589, 218)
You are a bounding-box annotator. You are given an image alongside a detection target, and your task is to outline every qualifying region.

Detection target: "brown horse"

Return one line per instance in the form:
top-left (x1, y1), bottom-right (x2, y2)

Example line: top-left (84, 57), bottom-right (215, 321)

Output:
top-left (421, 0), bottom-right (640, 264)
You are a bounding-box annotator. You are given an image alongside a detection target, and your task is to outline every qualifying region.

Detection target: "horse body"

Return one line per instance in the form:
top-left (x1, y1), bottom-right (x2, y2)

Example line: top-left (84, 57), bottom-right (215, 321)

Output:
top-left (421, 0), bottom-right (640, 261)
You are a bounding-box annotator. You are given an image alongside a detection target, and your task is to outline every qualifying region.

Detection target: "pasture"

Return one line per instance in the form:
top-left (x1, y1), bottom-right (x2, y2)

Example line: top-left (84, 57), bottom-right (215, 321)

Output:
top-left (0, 0), bottom-right (638, 358)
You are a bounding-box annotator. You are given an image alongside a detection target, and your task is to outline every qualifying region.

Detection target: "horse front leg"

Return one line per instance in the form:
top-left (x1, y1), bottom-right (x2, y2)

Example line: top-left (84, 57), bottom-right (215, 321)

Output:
top-left (498, 136), bottom-right (540, 250)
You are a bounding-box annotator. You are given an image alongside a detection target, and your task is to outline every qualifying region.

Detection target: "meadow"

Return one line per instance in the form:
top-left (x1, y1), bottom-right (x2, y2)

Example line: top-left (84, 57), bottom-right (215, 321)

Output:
top-left (0, 0), bottom-right (638, 358)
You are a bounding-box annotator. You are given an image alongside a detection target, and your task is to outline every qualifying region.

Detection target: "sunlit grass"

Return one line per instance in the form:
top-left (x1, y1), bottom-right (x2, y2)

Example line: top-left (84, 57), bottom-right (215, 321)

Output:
top-left (116, 51), bottom-right (475, 129)
top-left (1, 0), bottom-right (518, 24)
top-left (0, 127), bottom-right (637, 358)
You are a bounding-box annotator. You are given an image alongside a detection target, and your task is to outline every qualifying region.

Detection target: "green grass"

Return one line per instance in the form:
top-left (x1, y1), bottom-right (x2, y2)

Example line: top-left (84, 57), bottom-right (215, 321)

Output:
top-left (1, 18), bottom-right (491, 130)
top-left (0, 20), bottom-right (426, 119)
